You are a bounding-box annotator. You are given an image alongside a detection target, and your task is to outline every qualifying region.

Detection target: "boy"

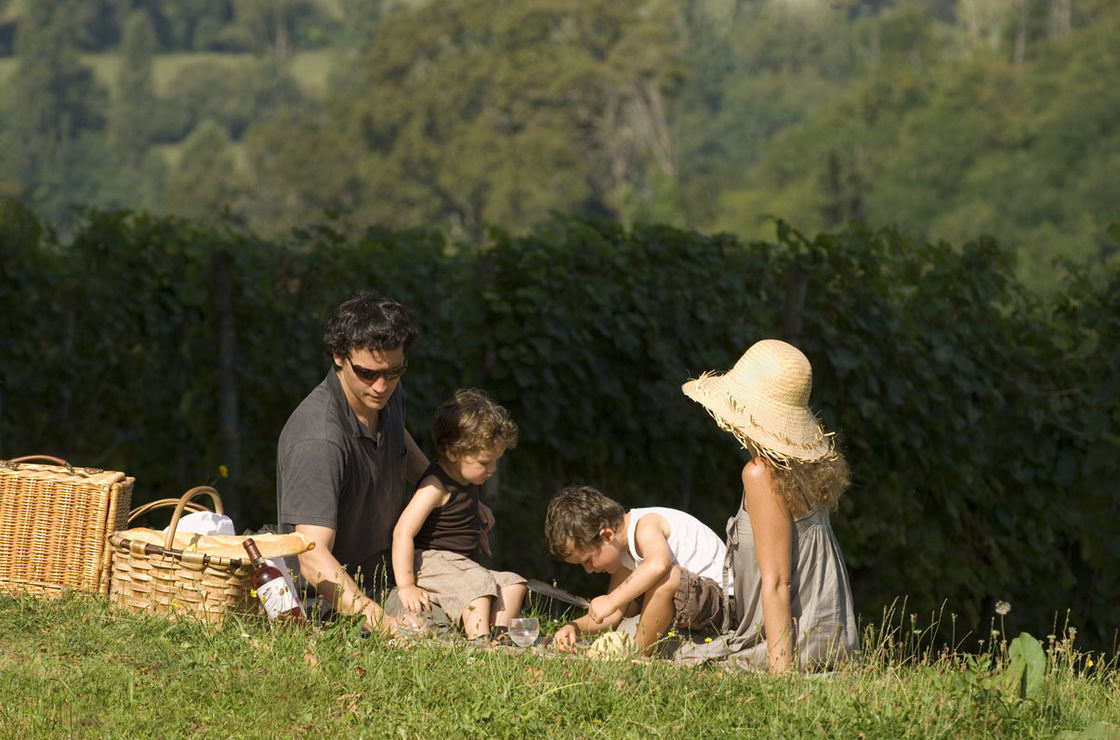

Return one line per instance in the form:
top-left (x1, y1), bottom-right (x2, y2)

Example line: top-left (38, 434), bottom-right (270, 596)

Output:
top-left (544, 485), bottom-right (728, 655)
top-left (392, 389), bottom-right (527, 642)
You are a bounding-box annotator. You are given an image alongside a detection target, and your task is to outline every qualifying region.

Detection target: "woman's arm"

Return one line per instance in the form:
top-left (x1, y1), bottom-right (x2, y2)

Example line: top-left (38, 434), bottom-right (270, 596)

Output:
top-left (742, 458), bottom-right (795, 673)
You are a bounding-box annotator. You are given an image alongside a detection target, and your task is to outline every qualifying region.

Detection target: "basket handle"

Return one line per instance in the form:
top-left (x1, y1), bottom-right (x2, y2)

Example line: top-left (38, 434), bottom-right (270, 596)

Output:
top-left (127, 498), bottom-right (210, 523)
top-left (1, 455), bottom-right (94, 475)
top-left (124, 486), bottom-right (225, 550)
top-left (164, 487), bottom-right (224, 549)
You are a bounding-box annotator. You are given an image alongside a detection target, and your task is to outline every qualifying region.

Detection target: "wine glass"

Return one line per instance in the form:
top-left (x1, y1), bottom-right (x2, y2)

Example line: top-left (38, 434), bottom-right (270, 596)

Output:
top-left (397, 609), bottom-right (428, 640)
top-left (508, 617), bottom-right (540, 647)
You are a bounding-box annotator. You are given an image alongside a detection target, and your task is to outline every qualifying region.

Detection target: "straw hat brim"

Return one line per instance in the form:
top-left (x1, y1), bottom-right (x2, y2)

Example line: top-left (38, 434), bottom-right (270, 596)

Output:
top-left (682, 371), bottom-right (834, 464)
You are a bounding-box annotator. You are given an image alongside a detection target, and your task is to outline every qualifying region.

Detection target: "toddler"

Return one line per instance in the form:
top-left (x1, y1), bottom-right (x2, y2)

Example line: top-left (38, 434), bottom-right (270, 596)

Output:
top-left (391, 388), bottom-right (526, 642)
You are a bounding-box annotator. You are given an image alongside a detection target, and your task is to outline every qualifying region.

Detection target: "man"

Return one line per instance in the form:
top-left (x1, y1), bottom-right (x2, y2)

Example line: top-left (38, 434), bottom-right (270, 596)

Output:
top-left (276, 293), bottom-right (430, 633)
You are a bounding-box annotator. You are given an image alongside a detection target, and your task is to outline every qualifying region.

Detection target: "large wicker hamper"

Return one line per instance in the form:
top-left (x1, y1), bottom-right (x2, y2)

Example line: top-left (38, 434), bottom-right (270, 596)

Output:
top-left (0, 455), bottom-right (134, 597)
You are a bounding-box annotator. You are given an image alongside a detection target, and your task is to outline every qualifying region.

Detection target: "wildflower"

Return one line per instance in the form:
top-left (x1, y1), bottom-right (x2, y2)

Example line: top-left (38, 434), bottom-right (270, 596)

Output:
top-left (704, 637), bottom-right (713, 643)
top-left (219, 465), bottom-right (229, 478)
top-left (1087, 657), bottom-right (1094, 668)
top-left (250, 589), bottom-right (258, 598)
top-left (995, 601), bottom-right (1011, 616)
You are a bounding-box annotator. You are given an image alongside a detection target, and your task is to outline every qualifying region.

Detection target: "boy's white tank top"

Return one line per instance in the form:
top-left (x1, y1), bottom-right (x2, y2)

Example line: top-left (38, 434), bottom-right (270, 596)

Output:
top-left (619, 507), bottom-right (727, 586)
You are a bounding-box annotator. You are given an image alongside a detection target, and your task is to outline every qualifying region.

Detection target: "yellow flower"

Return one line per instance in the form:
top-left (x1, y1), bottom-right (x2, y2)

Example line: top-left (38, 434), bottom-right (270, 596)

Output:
top-left (1087, 658), bottom-right (1094, 668)
top-left (250, 589), bottom-right (257, 598)
top-left (704, 637), bottom-right (713, 643)
top-left (219, 465), bottom-right (229, 478)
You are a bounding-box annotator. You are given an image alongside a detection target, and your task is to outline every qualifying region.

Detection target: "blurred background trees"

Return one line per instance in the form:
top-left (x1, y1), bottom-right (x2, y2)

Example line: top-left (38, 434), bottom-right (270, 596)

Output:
top-left (0, 0), bottom-right (1115, 290)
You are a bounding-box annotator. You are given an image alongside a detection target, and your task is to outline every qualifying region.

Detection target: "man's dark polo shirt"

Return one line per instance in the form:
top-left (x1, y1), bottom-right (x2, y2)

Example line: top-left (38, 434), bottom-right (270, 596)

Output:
top-left (276, 369), bottom-right (408, 585)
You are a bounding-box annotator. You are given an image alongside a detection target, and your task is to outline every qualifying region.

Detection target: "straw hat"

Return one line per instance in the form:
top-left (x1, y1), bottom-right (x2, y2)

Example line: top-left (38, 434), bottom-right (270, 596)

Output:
top-left (682, 339), bottom-right (835, 465)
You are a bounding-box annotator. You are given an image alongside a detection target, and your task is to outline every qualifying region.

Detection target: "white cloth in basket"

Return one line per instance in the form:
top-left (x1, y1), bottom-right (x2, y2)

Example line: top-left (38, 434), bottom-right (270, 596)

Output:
top-left (167, 513), bottom-right (300, 606)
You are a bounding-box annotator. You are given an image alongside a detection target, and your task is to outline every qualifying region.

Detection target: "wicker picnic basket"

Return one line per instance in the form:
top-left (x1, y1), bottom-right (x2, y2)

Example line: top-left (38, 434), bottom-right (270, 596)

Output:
top-left (107, 486), bottom-right (312, 625)
top-left (0, 455), bottom-right (134, 597)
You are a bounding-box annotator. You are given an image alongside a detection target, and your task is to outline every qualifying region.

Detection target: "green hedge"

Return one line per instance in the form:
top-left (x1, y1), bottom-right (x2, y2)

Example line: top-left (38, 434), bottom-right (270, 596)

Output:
top-left (1, 202), bottom-right (1116, 650)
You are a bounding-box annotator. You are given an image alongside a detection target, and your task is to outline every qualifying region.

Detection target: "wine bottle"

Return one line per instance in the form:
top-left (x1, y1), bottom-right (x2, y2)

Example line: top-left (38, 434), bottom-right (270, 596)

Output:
top-left (242, 537), bottom-right (306, 625)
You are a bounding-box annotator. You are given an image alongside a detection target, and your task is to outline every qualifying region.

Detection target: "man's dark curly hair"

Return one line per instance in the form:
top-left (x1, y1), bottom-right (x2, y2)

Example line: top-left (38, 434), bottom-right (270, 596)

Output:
top-left (324, 293), bottom-right (417, 363)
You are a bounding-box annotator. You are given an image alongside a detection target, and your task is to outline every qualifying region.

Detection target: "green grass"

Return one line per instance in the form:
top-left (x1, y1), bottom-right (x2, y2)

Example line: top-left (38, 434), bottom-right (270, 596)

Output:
top-left (1, 593), bottom-right (1117, 738)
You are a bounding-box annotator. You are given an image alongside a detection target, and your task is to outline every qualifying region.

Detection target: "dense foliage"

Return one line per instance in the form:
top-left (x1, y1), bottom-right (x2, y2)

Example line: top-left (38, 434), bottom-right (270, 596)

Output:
top-left (2, 203), bottom-right (1117, 650)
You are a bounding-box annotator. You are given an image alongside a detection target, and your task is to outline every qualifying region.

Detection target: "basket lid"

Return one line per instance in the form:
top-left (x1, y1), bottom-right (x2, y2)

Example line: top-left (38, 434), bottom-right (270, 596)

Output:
top-left (109, 529), bottom-right (314, 559)
top-left (0, 460), bottom-right (126, 485)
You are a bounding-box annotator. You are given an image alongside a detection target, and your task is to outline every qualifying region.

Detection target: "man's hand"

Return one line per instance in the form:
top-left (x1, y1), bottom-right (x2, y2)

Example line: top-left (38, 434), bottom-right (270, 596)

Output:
top-left (362, 600), bottom-right (396, 636)
top-left (551, 623), bottom-right (580, 651)
top-left (588, 594), bottom-right (617, 625)
top-left (398, 584), bottom-right (430, 613)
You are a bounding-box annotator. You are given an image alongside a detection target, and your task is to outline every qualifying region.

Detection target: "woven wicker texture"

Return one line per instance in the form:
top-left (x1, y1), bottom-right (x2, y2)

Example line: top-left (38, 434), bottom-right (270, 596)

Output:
top-left (0, 455), bottom-right (134, 597)
top-left (107, 486), bottom-right (312, 625)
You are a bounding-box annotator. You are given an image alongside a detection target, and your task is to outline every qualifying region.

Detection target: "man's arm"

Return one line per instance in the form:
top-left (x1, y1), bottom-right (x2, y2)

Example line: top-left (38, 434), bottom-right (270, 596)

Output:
top-left (404, 430), bottom-right (429, 486)
top-left (295, 523), bottom-right (394, 634)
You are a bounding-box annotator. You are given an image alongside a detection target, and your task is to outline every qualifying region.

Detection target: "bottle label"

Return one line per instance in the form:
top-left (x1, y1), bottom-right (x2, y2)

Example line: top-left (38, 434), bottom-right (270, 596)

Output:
top-left (257, 578), bottom-right (300, 621)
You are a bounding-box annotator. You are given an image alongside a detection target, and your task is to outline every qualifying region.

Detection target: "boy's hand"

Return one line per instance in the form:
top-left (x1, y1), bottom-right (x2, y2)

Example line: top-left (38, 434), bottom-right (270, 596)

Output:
top-left (588, 594), bottom-right (617, 624)
top-left (551, 623), bottom-right (579, 651)
top-left (478, 502), bottom-right (495, 531)
top-left (398, 584), bottom-right (431, 613)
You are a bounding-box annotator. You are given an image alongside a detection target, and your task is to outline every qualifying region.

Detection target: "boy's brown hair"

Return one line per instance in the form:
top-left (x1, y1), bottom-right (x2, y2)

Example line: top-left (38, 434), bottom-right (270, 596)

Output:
top-left (432, 388), bottom-right (518, 459)
top-left (544, 485), bottom-right (626, 560)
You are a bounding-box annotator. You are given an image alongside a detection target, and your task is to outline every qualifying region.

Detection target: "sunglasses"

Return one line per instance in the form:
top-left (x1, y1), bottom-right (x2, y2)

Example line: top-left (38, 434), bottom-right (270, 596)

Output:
top-left (347, 357), bottom-right (408, 384)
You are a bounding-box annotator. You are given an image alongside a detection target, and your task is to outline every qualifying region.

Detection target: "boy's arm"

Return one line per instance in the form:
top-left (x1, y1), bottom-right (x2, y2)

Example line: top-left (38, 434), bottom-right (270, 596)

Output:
top-left (554, 568), bottom-right (630, 650)
top-left (588, 513), bottom-right (674, 622)
top-left (391, 479), bottom-right (448, 611)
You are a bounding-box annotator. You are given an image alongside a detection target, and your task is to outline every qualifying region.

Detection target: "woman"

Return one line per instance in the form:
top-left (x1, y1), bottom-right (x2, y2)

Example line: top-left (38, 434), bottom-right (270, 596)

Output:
top-left (682, 339), bottom-right (858, 672)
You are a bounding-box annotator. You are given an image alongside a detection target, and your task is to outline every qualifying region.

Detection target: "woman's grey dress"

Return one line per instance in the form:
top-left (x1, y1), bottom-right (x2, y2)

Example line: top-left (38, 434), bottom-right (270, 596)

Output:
top-left (675, 505), bottom-right (859, 670)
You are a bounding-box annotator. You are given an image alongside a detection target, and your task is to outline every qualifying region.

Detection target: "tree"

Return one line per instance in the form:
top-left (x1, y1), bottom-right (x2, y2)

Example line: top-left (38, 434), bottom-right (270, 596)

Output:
top-left (0, 0), bottom-right (110, 224)
top-left (110, 10), bottom-right (158, 170)
top-left (334, 0), bottom-right (683, 241)
top-left (163, 119), bottom-right (246, 224)
top-left (240, 110), bottom-right (363, 237)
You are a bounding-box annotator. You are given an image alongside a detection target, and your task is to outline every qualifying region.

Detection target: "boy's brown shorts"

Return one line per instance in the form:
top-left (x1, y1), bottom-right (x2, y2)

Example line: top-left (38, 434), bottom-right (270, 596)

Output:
top-left (671, 568), bottom-right (727, 634)
top-left (413, 549), bottom-right (525, 626)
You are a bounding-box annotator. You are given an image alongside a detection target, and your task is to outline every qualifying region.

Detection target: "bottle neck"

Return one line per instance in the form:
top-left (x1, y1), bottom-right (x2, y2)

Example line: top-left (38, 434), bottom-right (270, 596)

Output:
top-left (243, 539), bottom-right (263, 561)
